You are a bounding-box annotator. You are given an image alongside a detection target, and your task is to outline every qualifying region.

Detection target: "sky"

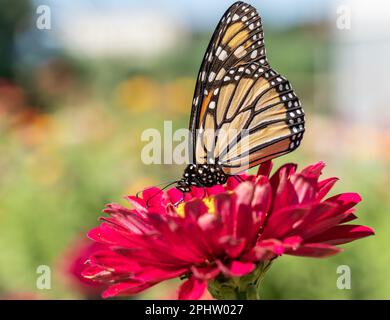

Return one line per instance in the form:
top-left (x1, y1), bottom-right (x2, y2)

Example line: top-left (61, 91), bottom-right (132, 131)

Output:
top-left (33, 0), bottom-right (330, 30)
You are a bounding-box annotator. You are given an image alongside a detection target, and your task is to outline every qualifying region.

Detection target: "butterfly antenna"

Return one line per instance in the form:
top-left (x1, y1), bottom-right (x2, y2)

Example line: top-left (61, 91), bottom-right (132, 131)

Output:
top-left (136, 180), bottom-right (177, 198)
top-left (145, 180), bottom-right (178, 208)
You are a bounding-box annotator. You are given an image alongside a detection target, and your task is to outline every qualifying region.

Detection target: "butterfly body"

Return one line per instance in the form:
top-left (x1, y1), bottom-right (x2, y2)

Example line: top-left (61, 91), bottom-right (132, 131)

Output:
top-left (175, 1), bottom-right (305, 194)
top-left (176, 164), bottom-right (228, 192)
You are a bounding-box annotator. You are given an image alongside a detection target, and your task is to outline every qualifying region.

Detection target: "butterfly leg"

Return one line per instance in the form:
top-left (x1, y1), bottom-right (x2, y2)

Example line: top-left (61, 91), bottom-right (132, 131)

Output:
top-left (233, 175), bottom-right (244, 183)
top-left (173, 193), bottom-right (185, 207)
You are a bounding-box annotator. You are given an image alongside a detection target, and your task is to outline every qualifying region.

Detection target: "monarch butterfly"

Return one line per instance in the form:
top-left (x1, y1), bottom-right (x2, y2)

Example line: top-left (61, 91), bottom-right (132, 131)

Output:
top-left (174, 1), bottom-right (305, 193)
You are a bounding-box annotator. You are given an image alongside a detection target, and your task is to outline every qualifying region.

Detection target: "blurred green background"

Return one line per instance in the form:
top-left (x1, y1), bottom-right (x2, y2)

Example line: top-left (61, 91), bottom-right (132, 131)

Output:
top-left (0, 0), bottom-right (389, 299)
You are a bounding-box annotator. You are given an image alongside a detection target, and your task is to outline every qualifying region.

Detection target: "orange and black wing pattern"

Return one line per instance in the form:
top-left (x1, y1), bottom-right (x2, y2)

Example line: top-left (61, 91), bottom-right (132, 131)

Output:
top-left (189, 1), bottom-right (304, 174)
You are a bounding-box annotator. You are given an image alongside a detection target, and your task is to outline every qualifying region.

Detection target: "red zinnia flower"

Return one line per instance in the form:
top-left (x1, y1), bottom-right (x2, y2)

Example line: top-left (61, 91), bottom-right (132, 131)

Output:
top-left (82, 161), bottom-right (374, 299)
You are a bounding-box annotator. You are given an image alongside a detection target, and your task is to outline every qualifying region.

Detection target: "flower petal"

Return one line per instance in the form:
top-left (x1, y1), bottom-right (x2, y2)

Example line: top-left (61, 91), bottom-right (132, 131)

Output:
top-left (340, 209), bottom-right (358, 223)
top-left (125, 196), bottom-right (147, 212)
top-left (184, 199), bottom-right (209, 219)
top-left (178, 276), bottom-right (206, 300)
top-left (252, 176), bottom-right (272, 217)
top-left (306, 225), bottom-right (375, 245)
top-left (317, 177), bottom-right (338, 200)
top-left (216, 260), bottom-right (256, 277)
top-left (325, 193), bottom-right (362, 212)
top-left (261, 205), bottom-right (308, 239)
top-left (257, 160), bottom-right (273, 177)
top-left (191, 265), bottom-right (220, 280)
top-left (219, 236), bottom-right (246, 258)
top-left (167, 188), bottom-right (184, 204)
top-left (286, 243), bottom-right (342, 257)
top-left (89, 250), bottom-right (141, 273)
top-left (102, 280), bottom-right (151, 298)
top-left (206, 185), bottom-right (225, 195)
top-left (300, 161), bottom-right (325, 179)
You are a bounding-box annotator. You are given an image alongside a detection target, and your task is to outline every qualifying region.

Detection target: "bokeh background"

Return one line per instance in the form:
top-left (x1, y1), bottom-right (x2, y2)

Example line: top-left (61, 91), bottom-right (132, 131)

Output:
top-left (0, 0), bottom-right (389, 299)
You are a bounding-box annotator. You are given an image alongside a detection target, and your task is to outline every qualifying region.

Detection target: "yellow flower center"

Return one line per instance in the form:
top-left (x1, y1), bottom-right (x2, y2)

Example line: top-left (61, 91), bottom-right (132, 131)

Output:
top-left (176, 197), bottom-right (215, 217)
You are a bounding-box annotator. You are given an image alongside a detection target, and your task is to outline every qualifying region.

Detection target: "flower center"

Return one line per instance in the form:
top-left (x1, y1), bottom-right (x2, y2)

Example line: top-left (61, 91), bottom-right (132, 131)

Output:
top-left (176, 196), bottom-right (215, 217)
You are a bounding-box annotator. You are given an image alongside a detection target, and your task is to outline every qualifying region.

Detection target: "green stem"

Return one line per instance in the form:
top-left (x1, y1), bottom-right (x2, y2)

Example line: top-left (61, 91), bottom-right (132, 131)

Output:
top-left (207, 261), bottom-right (272, 300)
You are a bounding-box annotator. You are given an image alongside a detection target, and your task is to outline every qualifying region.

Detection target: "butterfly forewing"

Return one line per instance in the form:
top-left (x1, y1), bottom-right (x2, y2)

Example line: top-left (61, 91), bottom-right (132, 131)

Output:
top-left (189, 1), bottom-right (305, 174)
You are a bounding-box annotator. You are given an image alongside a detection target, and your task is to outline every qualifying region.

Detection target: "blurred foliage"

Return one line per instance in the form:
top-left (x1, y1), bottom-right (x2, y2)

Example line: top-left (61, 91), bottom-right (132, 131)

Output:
top-left (0, 4), bottom-right (388, 300)
top-left (0, 0), bottom-right (31, 79)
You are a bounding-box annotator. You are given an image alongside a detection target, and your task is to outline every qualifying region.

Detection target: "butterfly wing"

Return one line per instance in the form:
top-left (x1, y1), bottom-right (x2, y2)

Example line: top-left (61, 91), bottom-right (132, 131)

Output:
top-left (189, 1), bottom-right (305, 173)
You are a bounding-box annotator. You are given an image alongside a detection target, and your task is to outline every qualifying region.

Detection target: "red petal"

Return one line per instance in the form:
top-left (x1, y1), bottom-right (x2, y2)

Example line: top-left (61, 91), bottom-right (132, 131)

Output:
top-left (261, 205), bottom-right (308, 239)
top-left (216, 260), bottom-right (256, 277)
top-left (317, 177), bottom-right (338, 200)
top-left (102, 280), bottom-right (151, 298)
top-left (286, 243), bottom-right (342, 257)
top-left (235, 182), bottom-right (258, 238)
top-left (256, 239), bottom-right (285, 256)
top-left (125, 196), bottom-right (147, 212)
top-left (269, 163), bottom-right (297, 190)
top-left (252, 176), bottom-right (272, 216)
top-left (178, 277), bottom-right (206, 300)
top-left (283, 236), bottom-right (302, 249)
top-left (136, 267), bottom-right (188, 283)
top-left (226, 176), bottom-right (240, 190)
top-left (299, 208), bottom-right (350, 240)
top-left (300, 161), bottom-right (325, 179)
top-left (325, 193), bottom-right (362, 212)
top-left (167, 188), bottom-right (183, 204)
top-left (191, 265), bottom-right (220, 280)
top-left (81, 265), bottom-right (110, 280)
top-left (214, 192), bottom-right (235, 235)
top-left (293, 202), bottom-right (340, 238)
top-left (257, 160), bottom-right (273, 177)
top-left (142, 187), bottom-right (163, 206)
top-left (206, 185), bottom-right (225, 195)
top-left (340, 209), bottom-right (358, 223)
top-left (219, 236), bottom-right (246, 258)
top-left (184, 199), bottom-right (209, 218)
top-left (89, 250), bottom-right (141, 273)
top-left (87, 224), bottom-right (134, 247)
top-left (306, 225), bottom-right (375, 245)
top-left (272, 175), bottom-right (299, 211)
top-left (190, 187), bottom-right (207, 199)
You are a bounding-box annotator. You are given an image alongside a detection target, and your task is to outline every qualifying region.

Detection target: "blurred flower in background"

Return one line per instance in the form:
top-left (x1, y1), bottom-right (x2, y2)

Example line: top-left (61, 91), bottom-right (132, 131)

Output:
top-left (57, 236), bottom-right (106, 298)
top-left (115, 76), bottom-right (159, 113)
top-left (162, 77), bottom-right (195, 115)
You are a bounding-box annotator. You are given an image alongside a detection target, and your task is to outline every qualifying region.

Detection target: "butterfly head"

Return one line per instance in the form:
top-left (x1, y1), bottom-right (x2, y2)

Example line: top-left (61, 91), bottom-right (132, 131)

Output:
top-left (176, 164), bottom-right (228, 193)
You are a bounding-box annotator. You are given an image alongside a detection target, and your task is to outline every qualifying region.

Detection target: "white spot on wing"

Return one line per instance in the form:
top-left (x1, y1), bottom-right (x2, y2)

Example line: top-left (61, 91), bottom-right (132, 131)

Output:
top-left (218, 50), bottom-right (228, 61)
top-left (208, 72), bottom-right (216, 82)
